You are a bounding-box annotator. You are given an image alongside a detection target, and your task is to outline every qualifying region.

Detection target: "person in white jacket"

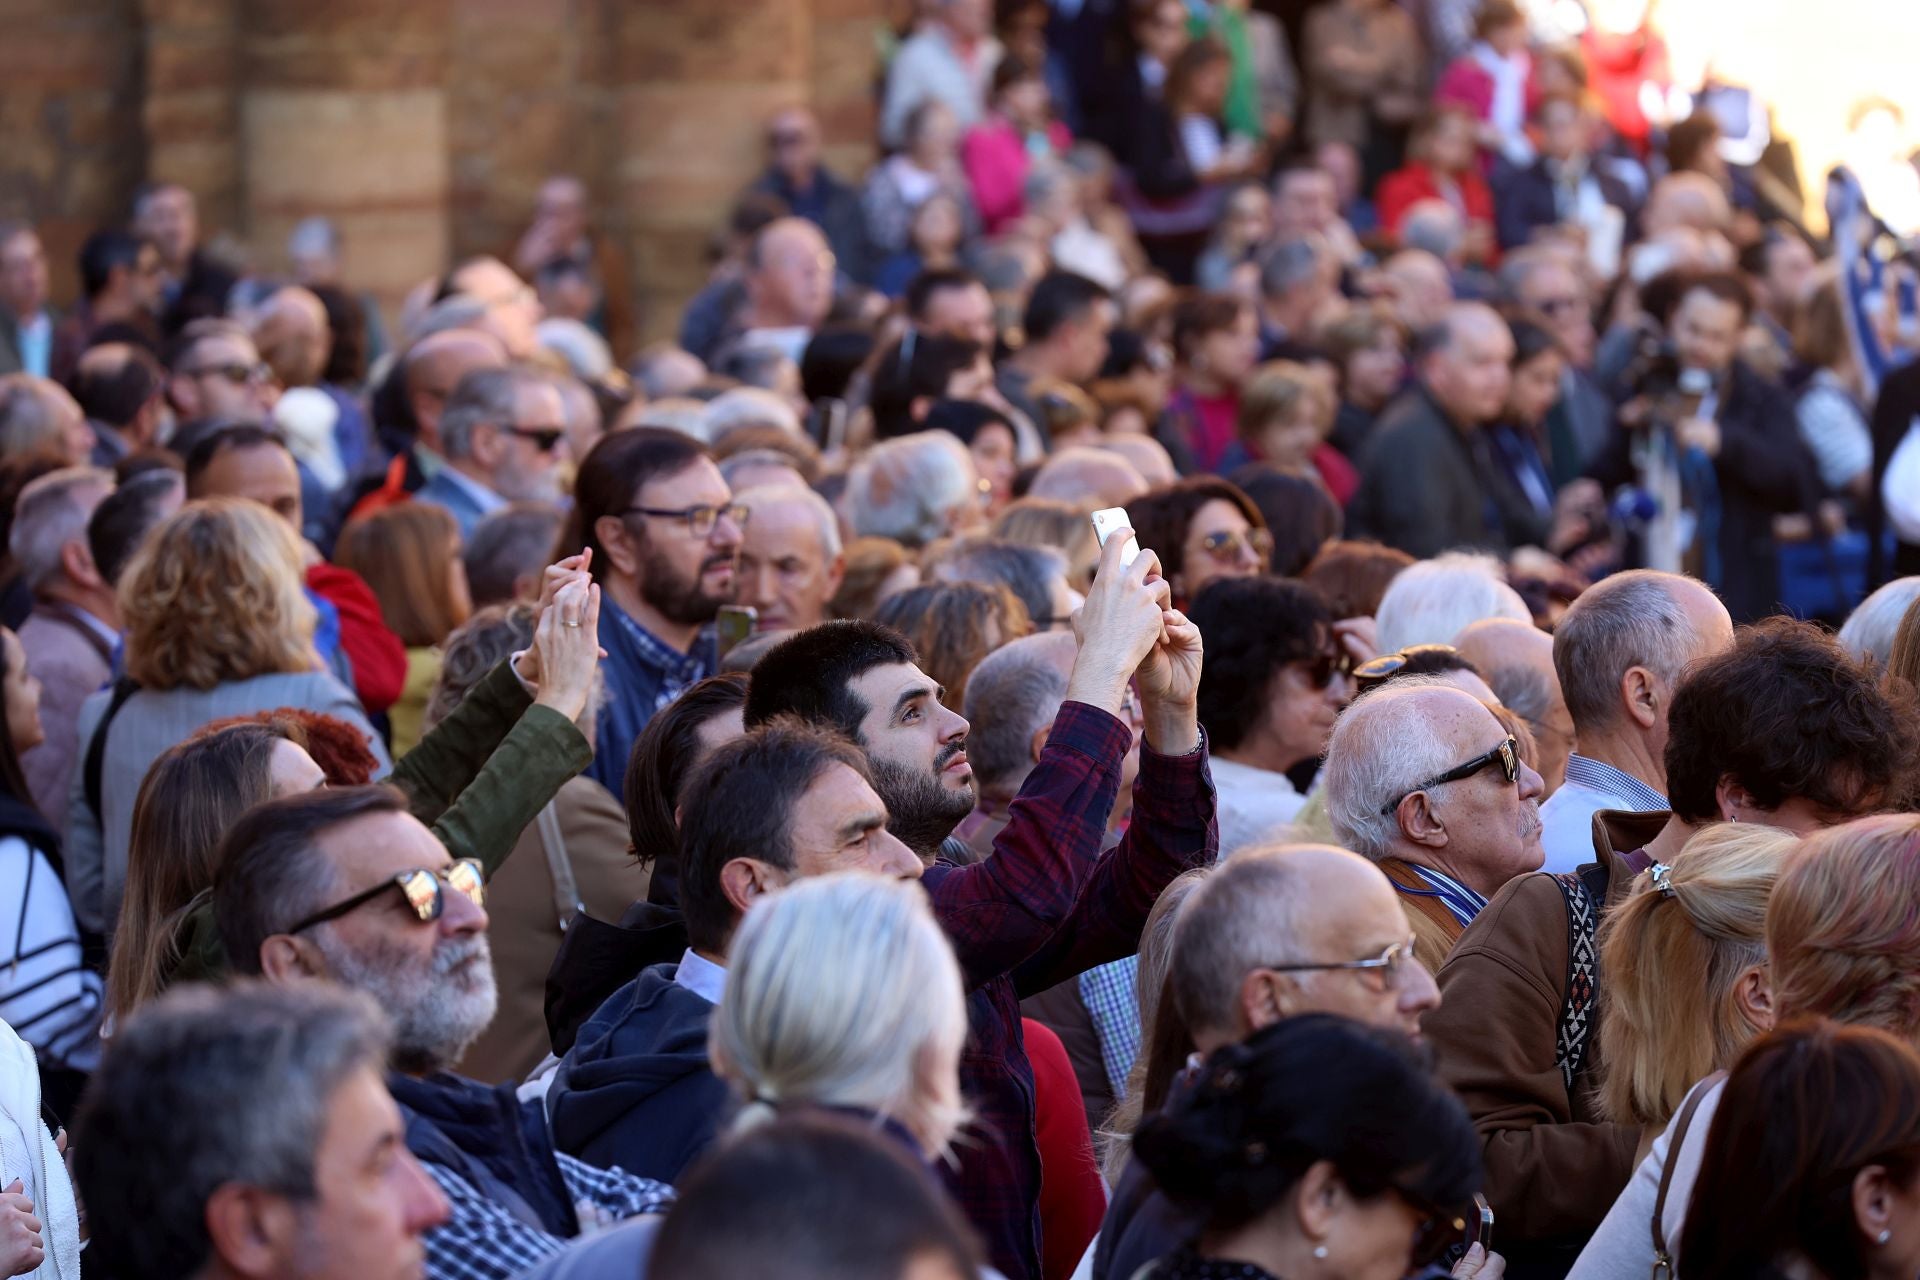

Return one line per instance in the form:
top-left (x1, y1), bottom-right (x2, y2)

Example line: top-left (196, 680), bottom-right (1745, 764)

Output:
top-left (0, 1015), bottom-right (79, 1280)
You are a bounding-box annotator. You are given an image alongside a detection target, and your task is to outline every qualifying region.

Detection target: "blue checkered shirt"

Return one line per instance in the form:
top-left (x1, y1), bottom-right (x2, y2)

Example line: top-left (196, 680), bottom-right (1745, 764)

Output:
top-left (421, 1152), bottom-right (673, 1280)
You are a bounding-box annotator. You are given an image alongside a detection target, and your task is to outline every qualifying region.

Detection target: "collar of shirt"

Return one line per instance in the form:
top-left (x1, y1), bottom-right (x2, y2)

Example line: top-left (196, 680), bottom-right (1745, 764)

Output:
top-left (675, 948), bottom-right (728, 1005)
top-left (604, 596), bottom-right (708, 682)
top-left (1561, 753), bottom-right (1668, 812)
top-left (436, 464), bottom-right (508, 516)
top-left (1400, 863), bottom-right (1488, 928)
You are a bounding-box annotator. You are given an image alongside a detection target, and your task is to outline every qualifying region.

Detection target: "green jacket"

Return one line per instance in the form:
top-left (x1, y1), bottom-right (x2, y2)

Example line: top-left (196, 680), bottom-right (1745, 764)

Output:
top-left (167, 658), bottom-right (594, 985)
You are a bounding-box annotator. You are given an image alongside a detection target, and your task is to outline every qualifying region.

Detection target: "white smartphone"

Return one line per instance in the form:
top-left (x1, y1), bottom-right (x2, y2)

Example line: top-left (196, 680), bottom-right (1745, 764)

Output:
top-left (1090, 507), bottom-right (1141, 567)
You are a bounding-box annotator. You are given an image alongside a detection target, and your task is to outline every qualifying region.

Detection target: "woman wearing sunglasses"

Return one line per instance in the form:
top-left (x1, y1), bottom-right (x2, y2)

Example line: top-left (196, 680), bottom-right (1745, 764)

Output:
top-left (1132, 1012), bottom-right (1499, 1280)
top-left (1127, 475), bottom-right (1271, 609)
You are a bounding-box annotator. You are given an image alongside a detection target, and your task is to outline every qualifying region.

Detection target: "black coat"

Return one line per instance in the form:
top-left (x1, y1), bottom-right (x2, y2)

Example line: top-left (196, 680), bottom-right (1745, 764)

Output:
top-left (1348, 386), bottom-right (1509, 559)
top-left (1491, 160), bottom-right (1635, 252)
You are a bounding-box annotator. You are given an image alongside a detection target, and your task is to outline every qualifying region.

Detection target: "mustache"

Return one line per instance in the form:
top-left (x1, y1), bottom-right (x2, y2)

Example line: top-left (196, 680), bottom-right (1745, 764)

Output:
top-left (433, 934), bottom-right (490, 978)
top-left (934, 740), bottom-right (967, 770)
top-left (702, 553), bottom-right (735, 573)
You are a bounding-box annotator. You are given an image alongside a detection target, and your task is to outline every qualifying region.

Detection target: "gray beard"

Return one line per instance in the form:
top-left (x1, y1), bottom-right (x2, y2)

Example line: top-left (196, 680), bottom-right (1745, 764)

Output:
top-left (314, 929), bottom-right (498, 1075)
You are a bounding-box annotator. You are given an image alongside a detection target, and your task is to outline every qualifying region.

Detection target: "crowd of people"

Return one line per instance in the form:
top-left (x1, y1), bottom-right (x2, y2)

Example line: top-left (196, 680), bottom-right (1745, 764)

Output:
top-left (2, 0), bottom-right (1920, 1278)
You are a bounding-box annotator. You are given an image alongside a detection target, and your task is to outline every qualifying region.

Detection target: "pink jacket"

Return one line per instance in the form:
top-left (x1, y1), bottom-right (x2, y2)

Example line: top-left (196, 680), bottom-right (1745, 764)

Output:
top-left (963, 117), bottom-right (1074, 233)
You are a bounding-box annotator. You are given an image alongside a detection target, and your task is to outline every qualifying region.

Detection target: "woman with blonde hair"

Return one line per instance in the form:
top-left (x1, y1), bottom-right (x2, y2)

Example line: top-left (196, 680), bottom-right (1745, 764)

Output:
top-left (67, 497), bottom-right (387, 945)
top-left (334, 502), bottom-right (474, 754)
top-left (1572, 814), bottom-right (1920, 1277)
top-left (711, 871), bottom-right (969, 1161)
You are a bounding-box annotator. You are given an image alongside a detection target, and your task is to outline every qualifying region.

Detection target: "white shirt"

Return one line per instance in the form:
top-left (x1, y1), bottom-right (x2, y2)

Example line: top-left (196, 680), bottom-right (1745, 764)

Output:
top-left (1538, 754), bottom-right (1668, 874)
top-left (1210, 757), bottom-right (1307, 860)
top-left (1569, 1077), bottom-right (1724, 1279)
top-left (674, 948), bottom-right (728, 1005)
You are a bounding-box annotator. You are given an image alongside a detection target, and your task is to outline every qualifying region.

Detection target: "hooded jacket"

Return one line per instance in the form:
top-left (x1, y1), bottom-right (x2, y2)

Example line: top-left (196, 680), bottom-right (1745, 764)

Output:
top-left (546, 963), bottom-right (731, 1182)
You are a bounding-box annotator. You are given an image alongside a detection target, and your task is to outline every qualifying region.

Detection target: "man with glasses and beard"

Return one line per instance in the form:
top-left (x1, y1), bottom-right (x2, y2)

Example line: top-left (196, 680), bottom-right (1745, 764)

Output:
top-left (563, 427), bottom-right (745, 803)
top-left (166, 318), bottom-right (279, 427)
top-left (415, 367), bottom-right (571, 541)
top-left (214, 785), bottom-right (675, 1280)
top-left (742, 528), bottom-right (1218, 1280)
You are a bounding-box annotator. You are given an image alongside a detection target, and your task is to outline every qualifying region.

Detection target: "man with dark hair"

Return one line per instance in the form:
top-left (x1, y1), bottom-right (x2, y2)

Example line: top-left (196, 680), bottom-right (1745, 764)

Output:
top-left (745, 107), bottom-right (871, 287)
top-left (74, 980), bottom-right (451, 1280)
top-left (995, 270), bottom-right (1115, 439)
top-left (415, 366), bottom-right (569, 538)
top-left (214, 785), bottom-right (675, 1280)
top-left (743, 530), bottom-right (1215, 1280)
top-left (188, 424), bottom-right (407, 714)
top-left (906, 266), bottom-right (996, 349)
top-left (549, 718), bottom-right (919, 1179)
top-left (1349, 301), bottom-right (1517, 558)
top-left (563, 427), bottom-right (744, 801)
top-left (1255, 237), bottom-right (1335, 362)
top-left (49, 230), bottom-right (163, 382)
top-left (166, 318), bottom-right (277, 429)
top-left (86, 466), bottom-right (184, 588)
top-left (463, 503), bottom-right (566, 608)
top-left (69, 342), bottom-right (166, 464)
top-left (133, 180), bottom-right (237, 336)
top-left (1423, 617), bottom-right (1910, 1273)
top-left (1588, 269), bottom-right (1815, 622)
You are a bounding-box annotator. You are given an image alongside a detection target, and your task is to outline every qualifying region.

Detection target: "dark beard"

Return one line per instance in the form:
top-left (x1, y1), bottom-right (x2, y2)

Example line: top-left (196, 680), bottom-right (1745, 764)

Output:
top-left (638, 536), bottom-right (732, 627)
top-left (869, 747), bottom-right (976, 858)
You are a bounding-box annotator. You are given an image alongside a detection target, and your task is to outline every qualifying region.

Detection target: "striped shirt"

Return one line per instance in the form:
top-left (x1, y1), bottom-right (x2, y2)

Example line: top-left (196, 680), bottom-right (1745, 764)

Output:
top-left (0, 836), bottom-right (102, 1072)
top-left (1402, 863), bottom-right (1489, 929)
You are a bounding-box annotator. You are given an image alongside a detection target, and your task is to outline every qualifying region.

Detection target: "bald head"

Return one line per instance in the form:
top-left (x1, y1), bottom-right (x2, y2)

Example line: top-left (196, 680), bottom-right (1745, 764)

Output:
top-left (1098, 436), bottom-right (1176, 487)
top-left (1382, 249), bottom-right (1453, 330)
top-left (404, 329), bottom-right (509, 451)
top-left (1424, 302), bottom-right (1514, 426)
top-left (1643, 172), bottom-right (1733, 237)
top-left (963, 630), bottom-right (1080, 796)
top-left (1455, 618), bottom-right (1573, 793)
top-left (1171, 843), bottom-right (1436, 1046)
top-left (445, 256), bottom-right (542, 357)
top-left (746, 218), bottom-right (834, 331)
top-left (1551, 570), bottom-right (1732, 744)
top-left (252, 286), bottom-right (331, 388)
top-left (1028, 447), bottom-right (1148, 508)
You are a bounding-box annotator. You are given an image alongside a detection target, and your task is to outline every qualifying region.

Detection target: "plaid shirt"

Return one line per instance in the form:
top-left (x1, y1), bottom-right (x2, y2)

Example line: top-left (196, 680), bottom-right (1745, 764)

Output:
top-left (924, 701), bottom-right (1217, 1280)
top-left (587, 598), bottom-right (714, 802)
top-left (1079, 956), bottom-right (1142, 1100)
top-left (421, 1151), bottom-right (674, 1280)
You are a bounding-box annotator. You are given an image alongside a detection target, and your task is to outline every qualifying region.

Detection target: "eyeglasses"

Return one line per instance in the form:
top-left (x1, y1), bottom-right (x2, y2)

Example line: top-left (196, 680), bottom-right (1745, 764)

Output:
top-left (1302, 648), bottom-right (1355, 690)
top-left (770, 130), bottom-right (810, 150)
top-left (182, 361), bottom-right (269, 385)
top-left (508, 423), bottom-right (566, 453)
top-left (285, 859), bottom-right (486, 935)
top-left (1259, 937), bottom-right (1419, 992)
top-left (1532, 294), bottom-right (1585, 317)
top-left (625, 503), bottom-right (751, 538)
top-left (1199, 527), bottom-right (1273, 566)
top-left (1352, 643), bottom-right (1460, 691)
top-left (1380, 737), bottom-right (1521, 816)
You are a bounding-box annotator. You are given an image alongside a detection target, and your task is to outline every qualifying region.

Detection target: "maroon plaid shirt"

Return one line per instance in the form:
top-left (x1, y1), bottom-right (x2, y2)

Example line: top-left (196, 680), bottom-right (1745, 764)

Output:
top-left (924, 700), bottom-right (1218, 1280)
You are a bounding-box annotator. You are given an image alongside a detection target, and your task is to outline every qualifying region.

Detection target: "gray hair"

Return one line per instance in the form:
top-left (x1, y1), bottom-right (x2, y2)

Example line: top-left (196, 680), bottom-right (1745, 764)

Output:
top-left (286, 216), bottom-right (341, 262)
top-left (961, 632), bottom-right (1074, 792)
top-left (1323, 678), bottom-right (1474, 861)
top-left (1258, 236), bottom-right (1326, 300)
top-left (1484, 661), bottom-right (1553, 738)
top-left (636, 397), bottom-right (713, 444)
top-left (439, 365), bottom-right (539, 460)
top-left (1400, 199), bottom-right (1466, 261)
top-left (1552, 569), bottom-right (1703, 733)
top-left (705, 386), bottom-right (801, 440)
top-left (1169, 848), bottom-right (1319, 1042)
top-left (535, 317), bottom-right (613, 382)
top-left (463, 504), bottom-right (564, 609)
top-left (410, 294), bottom-right (491, 342)
top-left (425, 602), bottom-right (534, 730)
top-left (1374, 552), bottom-right (1531, 653)
top-left (0, 374), bottom-right (73, 458)
top-left (74, 980), bottom-right (391, 1280)
top-left (1838, 576), bottom-right (1920, 673)
top-left (846, 431), bottom-right (978, 549)
top-left (715, 873), bottom-right (969, 1156)
top-left (1023, 162), bottom-right (1072, 210)
top-left (924, 536), bottom-right (1068, 624)
top-left (720, 448), bottom-right (805, 491)
top-left (9, 466), bottom-right (113, 593)
top-left (735, 483), bottom-right (842, 559)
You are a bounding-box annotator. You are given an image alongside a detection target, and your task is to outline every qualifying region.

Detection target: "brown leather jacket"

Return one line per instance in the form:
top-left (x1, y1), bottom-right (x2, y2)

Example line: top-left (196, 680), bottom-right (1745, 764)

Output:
top-left (1422, 809), bottom-right (1668, 1274)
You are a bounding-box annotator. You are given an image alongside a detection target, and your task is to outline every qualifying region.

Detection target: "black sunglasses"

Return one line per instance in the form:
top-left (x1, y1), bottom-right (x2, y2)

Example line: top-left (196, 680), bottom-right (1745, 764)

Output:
top-left (1380, 737), bottom-right (1521, 815)
top-left (285, 859), bottom-right (486, 935)
top-left (1352, 643), bottom-right (1462, 691)
top-left (508, 424), bottom-right (566, 452)
top-left (1303, 648), bottom-right (1355, 690)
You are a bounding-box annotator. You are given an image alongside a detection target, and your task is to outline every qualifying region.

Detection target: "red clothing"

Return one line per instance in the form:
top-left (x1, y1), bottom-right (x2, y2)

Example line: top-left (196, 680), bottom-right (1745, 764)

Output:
top-left (1023, 1018), bottom-right (1106, 1280)
top-left (305, 562), bottom-right (407, 714)
top-left (1581, 27), bottom-right (1672, 153)
top-left (1377, 162), bottom-right (1498, 253)
top-left (963, 118), bottom-right (1075, 234)
top-left (1172, 386), bottom-right (1243, 474)
top-left (1312, 442), bottom-right (1359, 506)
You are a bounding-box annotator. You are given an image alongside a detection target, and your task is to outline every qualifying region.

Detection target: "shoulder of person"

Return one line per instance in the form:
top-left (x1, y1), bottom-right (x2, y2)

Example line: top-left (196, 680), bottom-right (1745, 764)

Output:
top-left (1439, 868), bottom-right (1571, 980)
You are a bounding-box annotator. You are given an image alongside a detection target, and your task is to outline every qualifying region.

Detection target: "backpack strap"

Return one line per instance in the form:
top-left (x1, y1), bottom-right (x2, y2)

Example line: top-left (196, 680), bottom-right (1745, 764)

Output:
top-left (83, 677), bottom-right (141, 827)
top-left (1650, 1072), bottom-right (1726, 1278)
top-left (1549, 869), bottom-right (1602, 1089)
top-left (532, 801), bottom-right (584, 932)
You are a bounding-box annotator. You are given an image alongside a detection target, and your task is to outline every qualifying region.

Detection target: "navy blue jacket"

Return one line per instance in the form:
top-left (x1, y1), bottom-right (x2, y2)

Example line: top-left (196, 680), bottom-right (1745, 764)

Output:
top-left (547, 963), bottom-right (732, 1183)
top-left (389, 1071), bottom-right (579, 1238)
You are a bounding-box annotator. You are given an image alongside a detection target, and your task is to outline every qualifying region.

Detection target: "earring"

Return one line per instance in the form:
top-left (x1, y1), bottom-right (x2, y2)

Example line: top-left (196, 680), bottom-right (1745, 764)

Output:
top-left (1878, 1228), bottom-right (1892, 1245)
top-left (1313, 1245), bottom-right (1329, 1259)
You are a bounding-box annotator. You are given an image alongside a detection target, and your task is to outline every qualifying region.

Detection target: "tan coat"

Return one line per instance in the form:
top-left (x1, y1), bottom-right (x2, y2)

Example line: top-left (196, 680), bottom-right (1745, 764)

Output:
top-left (1422, 810), bottom-right (1667, 1265)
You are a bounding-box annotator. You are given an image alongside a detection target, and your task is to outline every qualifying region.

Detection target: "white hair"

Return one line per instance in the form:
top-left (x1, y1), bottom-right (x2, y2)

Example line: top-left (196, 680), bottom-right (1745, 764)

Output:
top-left (1322, 677), bottom-right (1472, 861)
top-left (535, 318), bottom-right (613, 382)
top-left (704, 387), bottom-right (801, 440)
top-left (846, 431), bottom-right (978, 549)
top-left (1374, 552), bottom-right (1531, 653)
top-left (634, 399), bottom-right (713, 444)
top-left (1839, 577), bottom-right (1920, 674)
top-left (735, 483), bottom-right (843, 559)
top-left (8, 466), bottom-right (113, 594)
top-left (712, 873), bottom-right (969, 1156)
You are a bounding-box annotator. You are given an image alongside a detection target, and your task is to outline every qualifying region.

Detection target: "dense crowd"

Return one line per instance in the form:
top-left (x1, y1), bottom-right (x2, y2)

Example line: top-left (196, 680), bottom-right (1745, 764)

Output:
top-left (2, 0), bottom-right (1920, 1278)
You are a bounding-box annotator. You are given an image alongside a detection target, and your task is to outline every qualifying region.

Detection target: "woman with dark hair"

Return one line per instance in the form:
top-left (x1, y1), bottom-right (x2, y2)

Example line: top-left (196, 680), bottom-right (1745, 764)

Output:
top-left (1681, 1019), bottom-right (1920, 1280)
top-left (1164, 292), bottom-right (1263, 472)
top-left (924, 398), bottom-right (1019, 515)
top-left (1127, 475), bottom-right (1270, 608)
top-left (1485, 315), bottom-right (1566, 550)
top-left (1301, 539), bottom-right (1416, 620)
top-left (867, 333), bottom-right (992, 439)
top-left (1132, 1013), bottom-right (1485, 1280)
top-left (1231, 465), bottom-right (1342, 578)
top-left (1316, 307), bottom-right (1408, 460)
top-left (624, 671), bottom-right (751, 909)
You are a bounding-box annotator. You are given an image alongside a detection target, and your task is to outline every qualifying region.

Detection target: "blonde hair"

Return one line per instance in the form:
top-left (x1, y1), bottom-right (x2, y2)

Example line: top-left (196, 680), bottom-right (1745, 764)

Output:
top-left (1598, 822), bottom-right (1798, 1126)
top-left (1236, 360), bottom-right (1324, 441)
top-left (1769, 814), bottom-right (1920, 1037)
top-left (334, 503), bottom-right (471, 648)
top-left (991, 497), bottom-right (1100, 589)
top-left (711, 873), bottom-right (970, 1158)
top-left (119, 498), bottom-right (317, 690)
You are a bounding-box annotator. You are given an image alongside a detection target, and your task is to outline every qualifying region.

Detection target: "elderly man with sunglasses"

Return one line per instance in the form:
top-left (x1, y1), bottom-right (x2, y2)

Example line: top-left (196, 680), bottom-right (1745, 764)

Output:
top-left (417, 365), bottom-right (572, 541)
top-left (214, 782), bottom-right (675, 1280)
top-left (1323, 678), bottom-right (1547, 976)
